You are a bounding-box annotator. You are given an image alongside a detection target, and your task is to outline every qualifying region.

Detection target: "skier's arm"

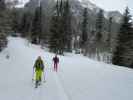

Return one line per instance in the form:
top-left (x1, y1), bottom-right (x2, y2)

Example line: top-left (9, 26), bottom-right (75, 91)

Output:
top-left (41, 60), bottom-right (45, 71)
top-left (58, 58), bottom-right (59, 63)
top-left (33, 60), bottom-right (37, 69)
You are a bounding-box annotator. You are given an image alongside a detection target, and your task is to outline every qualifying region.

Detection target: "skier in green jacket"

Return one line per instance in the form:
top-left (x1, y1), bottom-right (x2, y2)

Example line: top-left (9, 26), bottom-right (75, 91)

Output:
top-left (33, 56), bottom-right (44, 88)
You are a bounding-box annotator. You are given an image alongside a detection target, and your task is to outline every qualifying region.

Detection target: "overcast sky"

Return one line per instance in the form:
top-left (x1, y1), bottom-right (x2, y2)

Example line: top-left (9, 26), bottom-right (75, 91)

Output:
top-left (89, 0), bottom-right (133, 15)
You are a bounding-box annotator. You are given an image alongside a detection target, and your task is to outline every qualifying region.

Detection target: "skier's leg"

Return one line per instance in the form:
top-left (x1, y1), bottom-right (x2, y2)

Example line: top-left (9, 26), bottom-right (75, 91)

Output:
top-left (57, 63), bottom-right (58, 72)
top-left (54, 63), bottom-right (56, 71)
top-left (55, 63), bottom-right (58, 72)
top-left (40, 70), bottom-right (42, 82)
top-left (35, 80), bottom-right (39, 88)
top-left (39, 70), bottom-right (41, 82)
top-left (43, 70), bottom-right (46, 82)
top-left (38, 70), bottom-right (42, 85)
top-left (35, 70), bottom-right (39, 88)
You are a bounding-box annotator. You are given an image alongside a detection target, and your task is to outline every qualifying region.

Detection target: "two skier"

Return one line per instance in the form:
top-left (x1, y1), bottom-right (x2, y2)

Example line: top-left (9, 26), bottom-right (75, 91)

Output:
top-left (33, 55), bottom-right (59, 88)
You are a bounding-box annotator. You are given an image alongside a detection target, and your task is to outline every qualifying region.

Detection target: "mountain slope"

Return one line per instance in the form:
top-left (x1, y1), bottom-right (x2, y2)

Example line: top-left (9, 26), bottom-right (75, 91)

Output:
top-left (0, 37), bottom-right (133, 100)
top-left (25, 0), bottom-right (122, 23)
top-left (78, 0), bottom-right (122, 22)
top-left (78, 0), bottom-right (99, 10)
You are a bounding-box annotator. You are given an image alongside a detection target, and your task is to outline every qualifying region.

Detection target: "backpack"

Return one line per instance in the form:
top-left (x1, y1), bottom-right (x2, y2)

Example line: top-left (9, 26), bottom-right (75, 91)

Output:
top-left (34, 59), bottom-right (44, 70)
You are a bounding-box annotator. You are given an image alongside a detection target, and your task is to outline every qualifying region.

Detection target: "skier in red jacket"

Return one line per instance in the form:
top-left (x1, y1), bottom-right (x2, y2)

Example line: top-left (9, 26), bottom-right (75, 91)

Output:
top-left (53, 55), bottom-right (59, 72)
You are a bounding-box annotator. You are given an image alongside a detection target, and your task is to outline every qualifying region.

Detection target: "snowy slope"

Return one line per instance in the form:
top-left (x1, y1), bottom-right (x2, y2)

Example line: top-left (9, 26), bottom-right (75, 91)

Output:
top-left (15, 0), bottom-right (30, 7)
top-left (78, 0), bottom-right (98, 10)
top-left (0, 37), bottom-right (133, 100)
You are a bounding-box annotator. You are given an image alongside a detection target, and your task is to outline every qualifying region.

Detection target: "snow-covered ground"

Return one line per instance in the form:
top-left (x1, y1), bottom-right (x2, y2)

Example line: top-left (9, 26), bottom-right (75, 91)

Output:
top-left (0, 37), bottom-right (133, 100)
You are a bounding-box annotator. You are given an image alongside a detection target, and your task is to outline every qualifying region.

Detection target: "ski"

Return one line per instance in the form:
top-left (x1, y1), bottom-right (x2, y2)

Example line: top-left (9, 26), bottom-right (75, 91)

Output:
top-left (34, 80), bottom-right (46, 88)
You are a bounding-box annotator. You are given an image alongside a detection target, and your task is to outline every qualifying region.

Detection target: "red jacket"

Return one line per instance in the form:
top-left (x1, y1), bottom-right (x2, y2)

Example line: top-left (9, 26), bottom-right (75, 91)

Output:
top-left (53, 57), bottom-right (59, 63)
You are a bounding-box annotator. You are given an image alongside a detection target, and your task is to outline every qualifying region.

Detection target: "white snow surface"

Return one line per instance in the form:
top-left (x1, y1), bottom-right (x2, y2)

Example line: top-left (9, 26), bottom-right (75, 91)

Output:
top-left (78, 0), bottom-right (98, 10)
top-left (0, 37), bottom-right (133, 100)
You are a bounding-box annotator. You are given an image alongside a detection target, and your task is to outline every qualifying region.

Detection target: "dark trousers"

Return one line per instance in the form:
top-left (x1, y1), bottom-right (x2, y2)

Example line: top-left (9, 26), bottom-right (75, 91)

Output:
top-left (54, 63), bottom-right (58, 72)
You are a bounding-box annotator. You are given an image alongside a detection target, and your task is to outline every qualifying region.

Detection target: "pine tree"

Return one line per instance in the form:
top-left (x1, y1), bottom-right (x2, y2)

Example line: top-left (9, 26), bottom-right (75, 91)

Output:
top-left (95, 9), bottom-right (104, 41)
top-left (49, 15), bottom-right (61, 53)
top-left (112, 7), bottom-right (133, 67)
top-left (11, 8), bottom-right (19, 33)
top-left (0, 0), bottom-right (8, 52)
top-left (49, 0), bottom-right (61, 53)
top-left (108, 17), bottom-right (113, 33)
top-left (94, 9), bottom-right (105, 60)
top-left (81, 8), bottom-right (88, 46)
top-left (49, 0), bottom-right (73, 54)
top-left (62, 0), bottom-right (72, 52)
top-left (49, 0), bottom-right (64, 54)
top-left (0, 0), bottom-right (6, 10)
top-left (31, 5), bottom-right (42, 44)
top-left (0, 0), bottom-right (11, 33)
top-left (0, 33), bottom-right (7, 52)
top-left (19, 12), bottom-right (30, 37)
top-left (107, 17), bottom-right (113, 49)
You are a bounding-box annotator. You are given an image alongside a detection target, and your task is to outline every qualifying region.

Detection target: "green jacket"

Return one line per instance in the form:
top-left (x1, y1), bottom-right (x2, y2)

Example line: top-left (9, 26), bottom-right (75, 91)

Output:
top-left (34, 59), bottom-right (44, 71)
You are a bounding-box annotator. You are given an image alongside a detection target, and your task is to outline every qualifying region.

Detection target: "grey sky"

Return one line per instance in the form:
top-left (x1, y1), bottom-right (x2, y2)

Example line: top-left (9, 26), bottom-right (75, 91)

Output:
top-left (89, 0), bottom-right (133, 15)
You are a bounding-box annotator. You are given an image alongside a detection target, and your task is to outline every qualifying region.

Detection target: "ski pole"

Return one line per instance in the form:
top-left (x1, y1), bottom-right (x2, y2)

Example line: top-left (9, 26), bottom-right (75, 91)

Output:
top-left (32, 68), bottom-right (34, 81)
top-left (43, 68), bottom-right (46, 82)
top-left (43, 63), bottom-right (47, 82)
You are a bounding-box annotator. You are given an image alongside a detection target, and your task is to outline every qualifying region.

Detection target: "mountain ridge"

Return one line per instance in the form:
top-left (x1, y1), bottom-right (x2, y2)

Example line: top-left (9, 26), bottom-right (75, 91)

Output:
top-left (77, 0), bottom-right (122, 22)
top-left (24, 0), bottom-right (122, 23)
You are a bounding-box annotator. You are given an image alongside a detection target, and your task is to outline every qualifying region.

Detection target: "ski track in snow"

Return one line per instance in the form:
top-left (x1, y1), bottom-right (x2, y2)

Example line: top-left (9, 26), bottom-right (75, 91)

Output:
top-left (0, 37), bottom-right (70, 100)
top-left (1, 37), bottom-right (133, 100)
